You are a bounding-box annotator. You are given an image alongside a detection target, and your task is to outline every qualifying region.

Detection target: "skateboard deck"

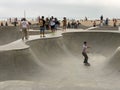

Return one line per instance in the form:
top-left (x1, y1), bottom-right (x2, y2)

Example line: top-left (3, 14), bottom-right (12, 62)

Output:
top-left (84, 63), bottom-right (90, 66)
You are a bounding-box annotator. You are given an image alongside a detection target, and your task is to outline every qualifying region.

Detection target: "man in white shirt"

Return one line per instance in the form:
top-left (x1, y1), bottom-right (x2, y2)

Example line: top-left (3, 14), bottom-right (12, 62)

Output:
top-left (20, 18), bottom-right (29, 40)
top-left (82, 41), bottom-right (90, 65)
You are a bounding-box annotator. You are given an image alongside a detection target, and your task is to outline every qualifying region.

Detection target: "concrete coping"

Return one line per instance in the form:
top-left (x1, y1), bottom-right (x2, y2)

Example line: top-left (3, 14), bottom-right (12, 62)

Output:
top-left (0, 40), bottom-right (29, 52)
top-left (0, 31), bottom-right (62, 52)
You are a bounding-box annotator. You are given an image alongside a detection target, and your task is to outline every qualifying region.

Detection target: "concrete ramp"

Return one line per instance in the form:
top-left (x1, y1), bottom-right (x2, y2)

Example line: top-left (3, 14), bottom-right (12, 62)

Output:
top-left (0, 26), bottom-right (21, 45)
top-left (0, 30), bottom-right (120, 90)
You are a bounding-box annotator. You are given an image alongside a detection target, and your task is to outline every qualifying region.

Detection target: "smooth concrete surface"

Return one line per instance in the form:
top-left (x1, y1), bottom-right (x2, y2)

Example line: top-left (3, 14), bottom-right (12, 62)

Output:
top-left (0, 26), bottom-right (21, 45)
top-left (0, 29), bottom-right (120, 90)
top-left (0, 26), bottom-right (53, 45)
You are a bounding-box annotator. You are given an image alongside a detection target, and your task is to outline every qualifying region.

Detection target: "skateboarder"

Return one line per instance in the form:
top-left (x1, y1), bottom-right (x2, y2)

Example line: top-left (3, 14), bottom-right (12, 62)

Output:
top-left (82, 41), bottom-right (90, 66)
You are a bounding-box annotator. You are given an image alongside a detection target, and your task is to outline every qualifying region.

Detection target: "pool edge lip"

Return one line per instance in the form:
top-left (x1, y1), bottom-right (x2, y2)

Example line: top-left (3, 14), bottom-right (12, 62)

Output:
top-left (0, 29), bottom-right (120, 52)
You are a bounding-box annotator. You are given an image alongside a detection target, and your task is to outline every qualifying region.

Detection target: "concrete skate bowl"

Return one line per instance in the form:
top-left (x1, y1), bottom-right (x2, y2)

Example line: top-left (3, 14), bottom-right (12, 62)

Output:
top-left (0, 30), bottom-right (120, 90)
top-left (0, 26), bottom-right (21, 45)
top-left (0, 26), bottom-right (52, 45)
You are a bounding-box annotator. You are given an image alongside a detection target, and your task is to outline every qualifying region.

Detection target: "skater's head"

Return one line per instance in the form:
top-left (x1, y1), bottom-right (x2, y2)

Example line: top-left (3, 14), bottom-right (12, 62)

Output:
top-left (21, 18), bottom-right (26, 21)
top-left (84, 41), bottom-right (87, 45)
top-left (42, 16), bottom-right (44, 19)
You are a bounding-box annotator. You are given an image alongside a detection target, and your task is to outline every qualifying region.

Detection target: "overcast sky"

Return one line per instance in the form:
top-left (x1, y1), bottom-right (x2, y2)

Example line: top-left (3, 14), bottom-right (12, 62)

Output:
top-left (0, 0), bottom-right (120, 19)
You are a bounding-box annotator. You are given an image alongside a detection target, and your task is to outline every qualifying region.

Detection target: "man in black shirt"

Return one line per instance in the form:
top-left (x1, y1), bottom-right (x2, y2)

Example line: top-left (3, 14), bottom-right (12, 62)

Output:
top-left (39, 16), bottom-right (45, 37)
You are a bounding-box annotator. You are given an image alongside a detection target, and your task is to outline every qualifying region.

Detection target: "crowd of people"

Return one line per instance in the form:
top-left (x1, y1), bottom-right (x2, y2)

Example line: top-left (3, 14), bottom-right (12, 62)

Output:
top-left (0, 15), bottom-right (120, 40)
top-left (93, 15), bottom-right (118, 27)
top-left (37, 16), bottom-right (67, 37)
top-left (67, 20), bottom-right (81, 29)
top-left (20, 16), bottom-right (68, 40)
top-left (0, 15), bottom-right (119, 28)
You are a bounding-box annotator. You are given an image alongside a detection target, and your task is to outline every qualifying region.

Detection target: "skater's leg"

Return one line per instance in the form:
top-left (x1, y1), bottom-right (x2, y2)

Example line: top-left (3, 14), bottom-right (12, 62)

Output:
top-left (82, 52), bottom-right (88, 63)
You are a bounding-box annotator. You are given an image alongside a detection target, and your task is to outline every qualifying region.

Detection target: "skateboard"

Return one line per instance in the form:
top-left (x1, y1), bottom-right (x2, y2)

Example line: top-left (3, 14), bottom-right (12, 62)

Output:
top-left (84, 63), bottom-right (90, 66)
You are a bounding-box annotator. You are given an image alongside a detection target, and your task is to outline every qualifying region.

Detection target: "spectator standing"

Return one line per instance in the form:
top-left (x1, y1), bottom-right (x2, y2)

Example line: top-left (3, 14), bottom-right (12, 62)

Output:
top-left (100, 15), bottom-right (103, 26)
top-left (45, 17), bottom-right (50, 30)
top-left (62, 17), bottom-right (67, 31)
top-left (20, 18), bottom-right (29, 40)
top-left (39, 16), bottom-right (45, 37)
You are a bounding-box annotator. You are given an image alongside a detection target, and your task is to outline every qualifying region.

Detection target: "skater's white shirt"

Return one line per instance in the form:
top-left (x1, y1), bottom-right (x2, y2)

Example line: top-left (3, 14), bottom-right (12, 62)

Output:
top-left (82, 44), bottom-right (87, 53)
